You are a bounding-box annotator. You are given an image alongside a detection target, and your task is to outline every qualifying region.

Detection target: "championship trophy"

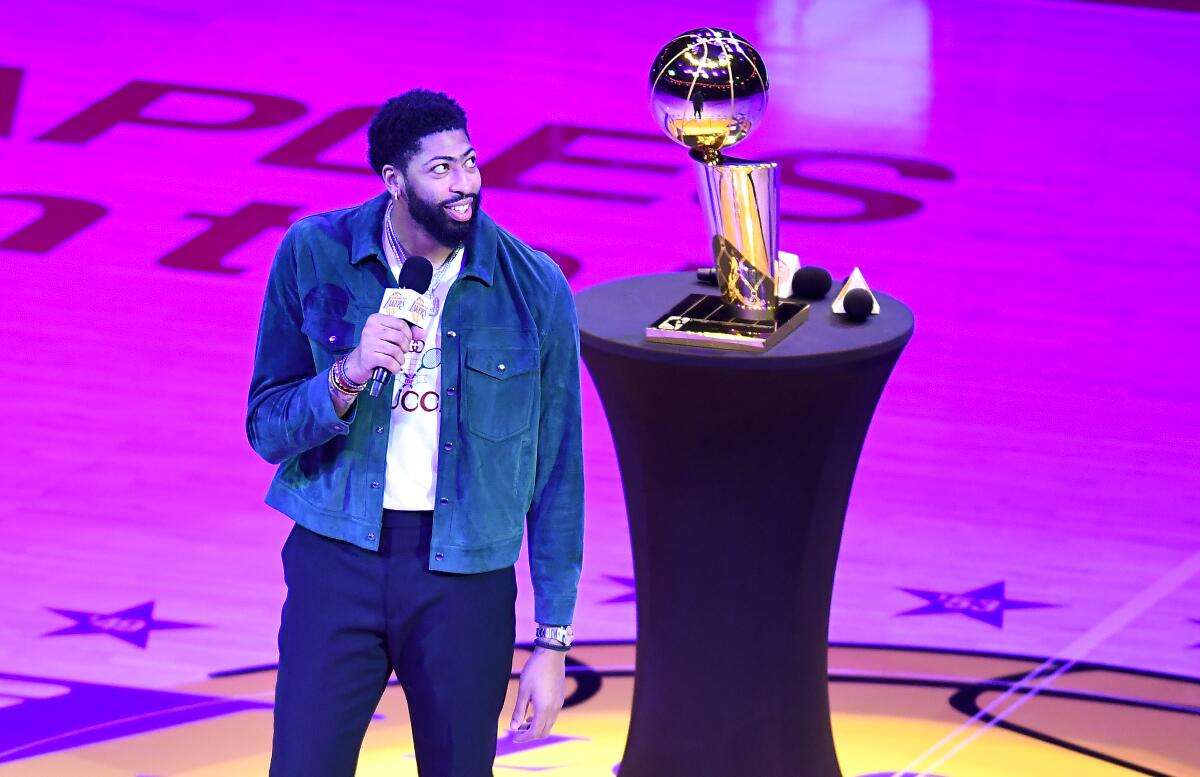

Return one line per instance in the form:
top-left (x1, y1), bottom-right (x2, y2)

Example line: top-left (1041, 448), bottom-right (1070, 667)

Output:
top-left (645, 28), bottom-right (809, 351)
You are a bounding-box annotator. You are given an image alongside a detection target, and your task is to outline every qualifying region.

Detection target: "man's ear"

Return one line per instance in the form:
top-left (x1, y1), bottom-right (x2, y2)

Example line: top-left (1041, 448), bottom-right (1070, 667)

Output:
top-left (381, 165), bottom-right (407, 201)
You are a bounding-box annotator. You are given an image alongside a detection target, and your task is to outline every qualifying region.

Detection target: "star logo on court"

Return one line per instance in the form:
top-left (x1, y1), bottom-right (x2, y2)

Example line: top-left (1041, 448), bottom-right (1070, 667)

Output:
top-left (43, 601), bottom-right (205, 648)
top-left (600, 574), bottom-right (636, 604)
top-left (896, 581), bottom-right (1057, 628)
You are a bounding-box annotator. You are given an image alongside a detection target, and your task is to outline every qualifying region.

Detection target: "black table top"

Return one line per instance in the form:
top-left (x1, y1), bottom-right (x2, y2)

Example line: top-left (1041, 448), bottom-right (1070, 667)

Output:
top-left (575, 272), bottom-right (914, 369)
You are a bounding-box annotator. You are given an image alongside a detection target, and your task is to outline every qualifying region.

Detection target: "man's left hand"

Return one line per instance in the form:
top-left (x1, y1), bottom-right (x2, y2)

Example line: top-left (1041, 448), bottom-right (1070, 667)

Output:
top-left (509, 646), bottom-right (567, 742)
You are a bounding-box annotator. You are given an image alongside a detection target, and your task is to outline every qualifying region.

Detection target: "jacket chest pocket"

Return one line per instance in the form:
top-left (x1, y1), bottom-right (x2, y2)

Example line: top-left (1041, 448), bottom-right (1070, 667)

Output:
top-left (300, 286), bottom-right (373, 363)
top-left (464, 345), bottom-right (538, 441)
top-left (302, 314), bottom-right (357, 355)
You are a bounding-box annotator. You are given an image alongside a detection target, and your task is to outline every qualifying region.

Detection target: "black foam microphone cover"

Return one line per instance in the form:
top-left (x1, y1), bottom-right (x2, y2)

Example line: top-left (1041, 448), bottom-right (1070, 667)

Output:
top-left (396, 255), bottom-right (434, 294)
top-left (696, 267), bottom-right (717, 285)
top-left (843, 288), bottom-right (874, 322)
top-left (369, 256), bottom-right (434, 398)
top-left (790, 266), bottom-right (833, 299)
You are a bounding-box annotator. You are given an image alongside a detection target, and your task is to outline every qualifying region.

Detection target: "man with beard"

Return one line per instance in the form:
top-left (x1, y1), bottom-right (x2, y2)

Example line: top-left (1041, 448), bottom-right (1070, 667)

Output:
top-left (247, 89), bottom-right (583, 777)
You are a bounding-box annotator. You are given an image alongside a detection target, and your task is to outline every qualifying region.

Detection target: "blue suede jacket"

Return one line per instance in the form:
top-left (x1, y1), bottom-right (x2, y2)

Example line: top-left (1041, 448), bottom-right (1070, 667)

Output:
top-left (247, 192), bottom-right (584, 625)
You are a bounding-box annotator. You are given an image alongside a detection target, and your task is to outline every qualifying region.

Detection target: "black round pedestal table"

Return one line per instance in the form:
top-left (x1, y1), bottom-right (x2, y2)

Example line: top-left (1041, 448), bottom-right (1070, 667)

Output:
top-left (576, 272), bottom-right (914, 777)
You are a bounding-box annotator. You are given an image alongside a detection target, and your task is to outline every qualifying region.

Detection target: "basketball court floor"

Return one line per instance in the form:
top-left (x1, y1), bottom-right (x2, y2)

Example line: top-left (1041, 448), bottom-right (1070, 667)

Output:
top-left (0, 0), bottom-right (1197, 774)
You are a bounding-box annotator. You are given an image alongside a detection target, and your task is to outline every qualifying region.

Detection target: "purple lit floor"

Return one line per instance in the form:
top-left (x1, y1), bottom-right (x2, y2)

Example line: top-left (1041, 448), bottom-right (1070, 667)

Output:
top-left (1, 0), bottom-right (1198, 774)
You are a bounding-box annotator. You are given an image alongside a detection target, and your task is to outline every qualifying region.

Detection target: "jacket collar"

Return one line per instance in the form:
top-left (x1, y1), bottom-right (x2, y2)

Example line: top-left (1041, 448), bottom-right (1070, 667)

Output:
top-left (349, 191), bottom-right (496, 286)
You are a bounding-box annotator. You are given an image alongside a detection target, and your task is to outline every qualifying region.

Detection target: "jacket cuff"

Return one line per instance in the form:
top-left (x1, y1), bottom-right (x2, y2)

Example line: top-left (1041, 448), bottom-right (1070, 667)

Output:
top-left (533, 593), bottom-right (577, 628)
top-left (305, 369), bottom-right (356, 435)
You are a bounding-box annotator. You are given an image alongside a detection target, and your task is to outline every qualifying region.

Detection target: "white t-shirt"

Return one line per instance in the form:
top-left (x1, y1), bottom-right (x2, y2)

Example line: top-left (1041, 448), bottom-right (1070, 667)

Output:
top-left (380, 231), bottom-right (464, 510)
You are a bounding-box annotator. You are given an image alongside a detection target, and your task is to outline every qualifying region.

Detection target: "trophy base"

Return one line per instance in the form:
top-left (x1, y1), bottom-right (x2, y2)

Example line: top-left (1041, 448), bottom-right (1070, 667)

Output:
top-left (645, 293), bottom-right (810, 352)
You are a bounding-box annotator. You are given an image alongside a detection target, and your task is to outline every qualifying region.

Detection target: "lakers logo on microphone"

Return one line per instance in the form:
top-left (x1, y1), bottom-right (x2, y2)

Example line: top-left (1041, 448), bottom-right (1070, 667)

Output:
top-left (378, 288), bottom-right (433, 329)
top-left (379, 289), bottom-right (405, 317)
top-left (406, 295), bottom-right (429, 321)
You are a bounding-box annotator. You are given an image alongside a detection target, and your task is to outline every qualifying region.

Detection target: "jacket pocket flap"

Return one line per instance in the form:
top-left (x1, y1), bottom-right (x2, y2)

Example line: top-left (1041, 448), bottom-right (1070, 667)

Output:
top-left (301, 314), bottom-right (357, 351)
top-left (465, 345), bottom-right (537, 380)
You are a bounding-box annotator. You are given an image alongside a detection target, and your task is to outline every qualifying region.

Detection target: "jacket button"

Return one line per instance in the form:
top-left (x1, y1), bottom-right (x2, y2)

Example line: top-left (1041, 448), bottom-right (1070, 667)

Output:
top-left (498, 363), bottom-right (506, 371)
top-left (370, 481), bottom-right (381, 489)
top-left (447, 387), bottom-right (456, 396)
top-left (328, 335), bottom-right (338, 344)
top-left (367, 532), bottom-right (376, 541)
top-left (443, 442), bottom-right (454, 451)
top-left (439, 497), bottom-right (449, 504)
top-left (447, 330), bottom-right (457, 338)
top-left (375, 425), bottom-right (385, 434)
top-left (435, 553), bottom-right (444, 561)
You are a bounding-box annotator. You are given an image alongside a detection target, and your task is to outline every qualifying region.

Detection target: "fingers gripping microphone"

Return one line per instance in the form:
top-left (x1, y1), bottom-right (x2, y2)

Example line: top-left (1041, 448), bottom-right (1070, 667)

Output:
top-left (369, 256), bottom-right (434, 398)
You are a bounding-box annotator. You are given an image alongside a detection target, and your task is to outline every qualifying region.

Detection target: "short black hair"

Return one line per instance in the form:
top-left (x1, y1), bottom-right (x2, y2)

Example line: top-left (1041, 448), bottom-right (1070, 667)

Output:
top-left (367, 89), bottom-right (469, 175)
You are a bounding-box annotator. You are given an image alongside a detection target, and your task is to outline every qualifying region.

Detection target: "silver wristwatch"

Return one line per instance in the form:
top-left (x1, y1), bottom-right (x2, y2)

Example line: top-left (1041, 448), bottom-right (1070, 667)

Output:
top-left (536, 624), bottom-right (574, 648)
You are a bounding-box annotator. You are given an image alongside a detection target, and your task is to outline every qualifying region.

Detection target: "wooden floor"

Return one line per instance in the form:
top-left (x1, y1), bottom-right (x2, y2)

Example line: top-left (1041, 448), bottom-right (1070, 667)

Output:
top-left (0, 0), bottom-right (1197, 773)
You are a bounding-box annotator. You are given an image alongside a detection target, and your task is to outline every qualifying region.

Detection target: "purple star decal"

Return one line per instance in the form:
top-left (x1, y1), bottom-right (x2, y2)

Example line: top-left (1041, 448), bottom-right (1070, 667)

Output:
top-left (896, 581), bottom-right (1057, 628)
top-left (495, 730), bottom-right (587, 756)
top-left (43, 601), bottom-right (205, 648)
top-left (0, 669), bottom-right (269, 764)
top-left (600, 574), bottom-right (636, 605)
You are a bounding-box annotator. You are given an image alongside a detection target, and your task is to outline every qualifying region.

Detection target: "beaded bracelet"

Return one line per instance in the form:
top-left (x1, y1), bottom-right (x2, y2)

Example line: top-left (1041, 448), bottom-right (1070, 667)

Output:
top-left (329, 364), bottom-right (353, 395)
top-left (328, 367), bottom-right (354, 398)
top-left (330, 356), bottom-right (366, 395)
top-left (337, 356), bottom-right (367, 393)
top-left (333, 364), bottom-right (364, 395)
top-left (534, 638), bottom-right (570, 652)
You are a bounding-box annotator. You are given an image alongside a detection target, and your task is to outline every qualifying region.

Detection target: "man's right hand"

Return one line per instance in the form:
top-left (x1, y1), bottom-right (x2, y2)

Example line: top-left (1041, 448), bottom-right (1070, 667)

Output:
top-left (343, 314), bottom-right (416, 385)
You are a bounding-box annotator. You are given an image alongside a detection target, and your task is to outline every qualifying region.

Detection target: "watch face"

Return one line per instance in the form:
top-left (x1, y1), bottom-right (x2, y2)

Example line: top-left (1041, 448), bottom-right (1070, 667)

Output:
top-left (539, 626), bottom-right (574, 646)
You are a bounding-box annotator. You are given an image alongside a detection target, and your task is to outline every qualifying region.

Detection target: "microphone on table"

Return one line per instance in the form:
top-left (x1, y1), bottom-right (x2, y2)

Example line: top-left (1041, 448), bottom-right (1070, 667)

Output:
top-left (789, 267), bottom-right (833, 300)
top-left (832, 267), bottom-right (879, 323)
top-left (842, 289), bottom-right (875, 322)
top-left (369, 256), bottom-right (434, 398)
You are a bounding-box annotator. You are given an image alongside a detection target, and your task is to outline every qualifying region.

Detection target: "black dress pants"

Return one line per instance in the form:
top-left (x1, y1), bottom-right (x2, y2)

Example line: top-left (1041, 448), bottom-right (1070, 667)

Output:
top-left (269, 510), bottom-right (517, 777)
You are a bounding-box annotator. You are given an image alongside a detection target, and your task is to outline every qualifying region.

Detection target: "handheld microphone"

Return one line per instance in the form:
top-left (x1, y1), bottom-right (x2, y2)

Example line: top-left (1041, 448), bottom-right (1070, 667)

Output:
top-left (369, 256), bottom-right (434, 398)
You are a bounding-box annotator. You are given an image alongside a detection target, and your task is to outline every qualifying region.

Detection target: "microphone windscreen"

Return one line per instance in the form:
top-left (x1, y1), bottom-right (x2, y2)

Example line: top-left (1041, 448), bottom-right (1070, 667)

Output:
top-left (397, 255), bottom-right (434, 294)
top-left (696, 267), bottom-right (717, 285)
top-left (843, 288), bottom-right (874, 322)
top-left (790, 266), bottom-right (833, 299)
